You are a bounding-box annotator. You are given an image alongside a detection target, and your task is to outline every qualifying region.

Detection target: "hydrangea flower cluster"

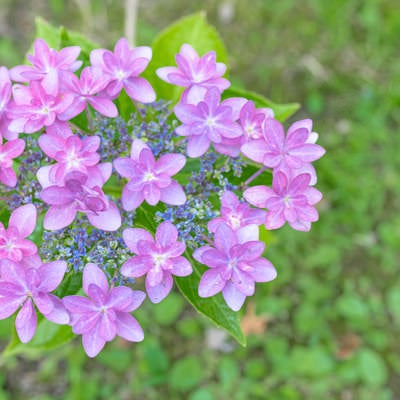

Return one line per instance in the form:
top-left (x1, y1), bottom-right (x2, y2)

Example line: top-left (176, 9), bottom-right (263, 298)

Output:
top-left (0, 39), bottom-right (325, 357)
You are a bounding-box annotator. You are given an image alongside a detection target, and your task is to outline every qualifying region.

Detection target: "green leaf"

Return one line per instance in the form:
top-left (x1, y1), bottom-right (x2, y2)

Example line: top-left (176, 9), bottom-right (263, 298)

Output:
top-left (169, 356), bottom-right (204, 391)
top-left (175, 253), bottom-right (246, 346)
top-left (34, 16), bottom-right (61, 50)
top-left (358, 348), bottom-right (388, 386)
top-left (222, 86), bottom-right (300, 122)
top-left (3, 318), bottom-right (74, 357)
top-left (143, 12), bottom-right (228, 104)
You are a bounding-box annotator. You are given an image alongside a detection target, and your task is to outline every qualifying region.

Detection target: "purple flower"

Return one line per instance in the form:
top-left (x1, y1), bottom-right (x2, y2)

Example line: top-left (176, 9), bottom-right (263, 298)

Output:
top-left (241, 118), bottom-right (325, 177)
top-left (39, 169), bottom-right (121, 231)
top-left (7, 82), bottom-right (74, 134)
top-left (174, 88), bottom-right (243, 157)
top-left (194, 223), bottom-right (276, 311)
top-left (59, 67), bottom-right (118, 120)
top-left (244, 171), bottom-right (322, 231)
top-left (9, 38), bottom-right (82, 96)
top-left (63, 263), bottom-right (145, 357)
top-left (39, 133), bottom-right (100, 182)
top-left (90, 38), bottom-right (155, 103)
top-left (0, 258), bottom-right (69, 343)
top-left (121, 221), bottom-right (192, 303)
top-left (0, 137), bottom-right (25, 187)
top-left (156, 44), bottom-right (230, 97)
top-left (0, 204), bottom-right (37, 262)
top-left (208, 191), bottom-right (266, 241)
top-left (114, 139), bottom-right (186, 210)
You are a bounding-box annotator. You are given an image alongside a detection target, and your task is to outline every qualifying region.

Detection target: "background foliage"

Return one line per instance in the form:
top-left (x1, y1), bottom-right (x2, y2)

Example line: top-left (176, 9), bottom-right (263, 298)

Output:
top-left (0, 0), bottom-right (399, 398)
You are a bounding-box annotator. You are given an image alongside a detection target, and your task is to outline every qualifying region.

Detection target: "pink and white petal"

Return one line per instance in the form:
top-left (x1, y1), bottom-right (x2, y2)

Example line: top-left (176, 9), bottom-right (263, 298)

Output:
top-left (115, 312), bottom-right (144, 342)
top-left (58, 98), bottom-right (87, 121)
top-left (122, 187), bottom-right (144, 211)
top-left (186, 134), bottom-right (210, 158)
top-left (156, 221), bottom-right (178, 248)
top-left (123, 77), bottom-right (156, 103)
top-left (231, 269), bottom-right (255, 296)
top-left (287, 119), bottom-right (312, 136)
top-left (40, 186), bottom-right (76, 205)
top-left (43, 294), bottom-right (70, 325)
top-left (88, 97), bottom-right (118, 118)
top-left (86, 202), bottom-right (121, 231)
top-left (82, 323), bottom-right (106, 358)
top-left (289, 219), bottom-right (312, 232)
top-left (198, 269), bottom-right (226, 298)
top-left (214, 223), bottom-right (237, 253)
top-left (0, 295), bottom-right (23, 319)
top-left (143, 184), bottom-right (160, 205)
top-left (43, 203), bottom-right (77, 230)
top-left (36, 165), bottom-right (54, 188)
top-left (156, 66), bottom-right (180, 83)
top-left (0, 168), bottom-right (17, 187)
top-left (263, 118), bottom-right (285, 148)
top-left (2, 138), bottom-right (25, 158)
top-left (83, 263), bottom-right (109, 295)
top-left (146, 273), bottom-right (173, 304)
top-left (265, 209), bottom-right (286, 230)
top-left (156, 153), bottom-right (186, 176)
top-left (222, 282), bottom-right (246, 311)
top-left (192, 245), bottom-right (213, 263)
top-left (122, 228), bottom-right (153, 253)
top-left (38, 134), bottom-right (65, 158)
top-left (63, 295), bottom-right (94, 313)
top-left (130, 139), bottom-right (149, 161)
top-left (243, 185), bottom-right (272, 208)
top-left (99, 313), bottom-right (117, 341)
top-left (237, 224), bottom-right (260, 243)
top-left (289, 143), bottom-right (326, 162)
top-left (8, 204), bottom-right (37, 238)
top-left (38, 261), bottom-right (67, 292)
top-left (107, 286), bottom-right (136, 311)
top-left (16, 299), bottom-right (37, 343)
top-left (200, 249), bottom-right (227, 269)
top-left (241, 139), bottom-right (268, 163)
top-left (159, 181), bottom-right (186, 205)
top-left (222, 97), bottom-right (247, 120)
top-left (170, 256), bottom-right (192, 276)
top-left (305, 186), bottom-right (323, 205)
top-left (246, 258), bottom-right (277, 283)
top-left (121, 255), bottom-right (152, 278)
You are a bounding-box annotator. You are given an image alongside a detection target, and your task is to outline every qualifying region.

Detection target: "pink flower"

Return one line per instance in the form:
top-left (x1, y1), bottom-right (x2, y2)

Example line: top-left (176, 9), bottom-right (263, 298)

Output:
top-left (90, 38), bottom-right (155, 103)
top-left (0, 258), bottom-right (69, 343)
top-left (157, 44), bottom-right (230, 97)
top-left (114, 139), bottom-right (186, 210)
top-left (59, 67), bottom-right (118, 120)
top-left (39, 133), bottom-right (100, 182)
top-left (63, 263), bottom-right (145, 357)
top-left (208, 191), bottom-right (266, 241)
top-left (194, 223), bottom-right (276, 311)
top-left (9, 38), bottom-right (82, 96)
top-left (39, 170), bottom-right (121, 231)
top-left (7, 81), bottom-right (73, 133)
top-left (244, 171), bottom-right (322, 231)
top-left (121, 222), bottom-right (192, 303)
top-left (174, 88), bottom-right (243, 157)
top-left (241, 118), bottom-right (325, 176)
top-left (0, 204), bottom-right (37, 262)
top-left (0, 137), bottom-right (25, 187)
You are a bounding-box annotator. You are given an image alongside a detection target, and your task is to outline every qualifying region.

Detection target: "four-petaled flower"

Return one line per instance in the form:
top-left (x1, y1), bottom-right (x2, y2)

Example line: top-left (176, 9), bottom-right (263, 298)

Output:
top-left (114, 139), bottom-right (186, 210)
top-left (63, 263), bottom-right (145, 357)
top-left (0, 258), bottom-right (69, 342)
top-left (194, 223), bottom-right (276, 311)
top-left (121, 221), bottom-right (192, 303)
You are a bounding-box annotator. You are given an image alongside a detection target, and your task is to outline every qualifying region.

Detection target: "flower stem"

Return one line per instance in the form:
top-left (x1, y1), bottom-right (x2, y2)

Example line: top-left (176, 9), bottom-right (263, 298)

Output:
top-left (242, 166), bottom-right (268, 188)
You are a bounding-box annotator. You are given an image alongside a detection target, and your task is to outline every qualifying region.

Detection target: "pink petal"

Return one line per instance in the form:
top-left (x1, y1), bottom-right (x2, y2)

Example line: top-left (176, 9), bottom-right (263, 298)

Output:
top-left (198, 269), bottom-right (226, 297)
top-left (159, 181), bottom-right (186, 205)
top-left (82, 323), bottom-right (106, 357)
top-left (43, 203), bottom-right (77, 230)
top-left (122, 187), bottom-right (144, 211)
top-left (155, 153), bottom-right (186, 176)
top-left (122, 228), bottom-right (153, 253)
top-left (146, 273), bottom-right (173, 303)
top-left (121, 255), bottom-right (152, 278)
top-left (83, 263), bottom-right (109, 296)
top-left (38, 261), bottom-right (67, 292)
top-left (241, 139), bottom-right (269, 163)
top-left (243, 185), bottom-right (272, 208)
top-left (86, 202), bottom-right (121, 231)
top-left (88, 97), bottom-right (118, 118)
top-left (246, 258), bottom-right (277, 282)
top-left (170, 256), bottom-right (192, 277)
top-left (156, 221), bottom-right (178, 248)
top-left (8, 204), bottom-right (36, 238)
top-left (16, 299), bottom-right (37, 343)
top-left (214, 223), bottom-right (236, 254)
top-left (124, 77), bottom-right (156, 103)
top-left (222, 282), bottom-right (246, 311)
top-left (99, 312), bottom-right (117, 341)
top-left (115, 312), bottom-right (144, 342)
top-left (108, 286), bottom-right (145, 312)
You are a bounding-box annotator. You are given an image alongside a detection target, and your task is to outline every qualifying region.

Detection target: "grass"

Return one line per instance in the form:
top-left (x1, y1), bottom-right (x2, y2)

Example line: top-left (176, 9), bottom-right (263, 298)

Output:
top-left (0, 0), bottom-right (400, 398)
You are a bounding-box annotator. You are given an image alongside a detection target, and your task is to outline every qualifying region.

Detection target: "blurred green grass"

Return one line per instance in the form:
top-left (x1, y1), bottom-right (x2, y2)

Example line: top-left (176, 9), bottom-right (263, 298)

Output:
top-left (1, 0), bottom-right (400, 399)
